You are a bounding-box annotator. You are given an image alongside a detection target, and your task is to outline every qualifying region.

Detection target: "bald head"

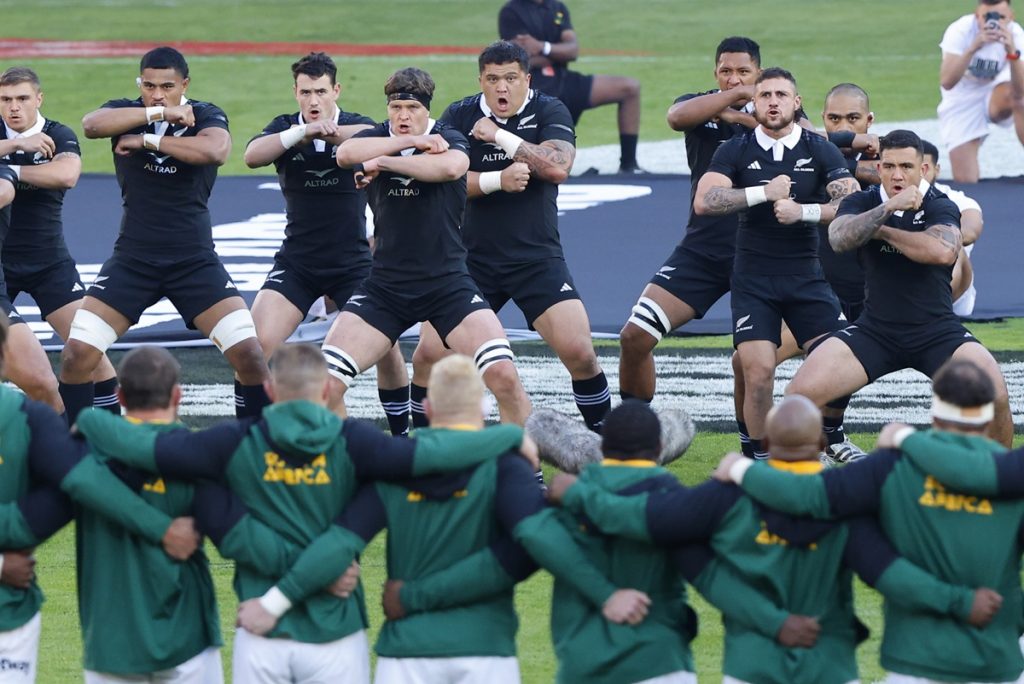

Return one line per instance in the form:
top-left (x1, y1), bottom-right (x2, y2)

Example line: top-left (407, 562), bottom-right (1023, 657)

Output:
top-left (764, 395), bottom-right (824, 461)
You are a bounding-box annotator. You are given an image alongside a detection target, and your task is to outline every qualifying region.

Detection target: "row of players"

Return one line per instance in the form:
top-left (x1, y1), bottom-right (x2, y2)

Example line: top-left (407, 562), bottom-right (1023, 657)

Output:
top-left (0, 37), bottom-right (1010, 457)
top-left (0, 317), bottom-right (1020, 683)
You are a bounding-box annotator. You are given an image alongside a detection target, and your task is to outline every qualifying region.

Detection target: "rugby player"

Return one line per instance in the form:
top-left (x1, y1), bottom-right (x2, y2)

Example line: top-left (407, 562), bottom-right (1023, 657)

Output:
top-left (411, 41), bottom-right (609, 432)
top-left (0, 67), bottom-right (119, 417)
top-left (59, 46), bottom-right (269, 422)
top-left (325, 67), bottom-right (532, 424)
top-left (693, 67), bottom-right (858, 460)
top-left (244, 52), bottom-right (411, 435)
top-left (498, 0), bottom-right (643, 173)
top-left (786, 129), bottom-right (1013, 446)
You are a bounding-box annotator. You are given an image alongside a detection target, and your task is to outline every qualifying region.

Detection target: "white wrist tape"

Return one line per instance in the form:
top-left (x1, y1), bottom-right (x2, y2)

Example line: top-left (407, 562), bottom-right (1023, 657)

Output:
top-left (494, 129), bottom-right (524, 158)
top-left (279, 124), bottom-right (308, 149)
top-left (259, 586), bottom-right (293, 618)
top-left (891, 426), bottom-right (916, 449)
top-left (478, 171), bottom-right (503, 195)
top-left (542, 41), bottom-right (552, 56)
top-left (801, 203), bottom-right (822, 223)
top-left (729, 457), bottom-right (754, 485)
top-left (744, 186), bottom-right (768, 206)
top-left (8, 165), bottom-right (20, 180)
top-left (145, 106), bottom-right (165, 123)
top-left (143, 133), bottom-right (161, 151)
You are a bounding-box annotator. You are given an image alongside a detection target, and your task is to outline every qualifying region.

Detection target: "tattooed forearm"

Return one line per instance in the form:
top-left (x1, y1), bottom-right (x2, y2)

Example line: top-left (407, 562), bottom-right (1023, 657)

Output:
top-left (700, 186), bottom-right (750, 215)
top-left (854, 161), bottom-right (880, 187)
top-left (826, 177), bottom-right (859, 207)
top-left (926, 223), bottom-right (962, 259)
top-left (51, 152), bottom-right (81, 162)
top-left (514, 139), bottom-right (575, 179)
top-left (829, 202), bottom-right (891, 252)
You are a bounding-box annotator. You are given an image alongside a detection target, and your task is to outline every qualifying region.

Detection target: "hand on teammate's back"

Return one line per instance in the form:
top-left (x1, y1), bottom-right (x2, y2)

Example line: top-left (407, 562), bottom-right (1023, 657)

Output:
top-left (775, 615), bottom-right (821, 648)
top-left (382, 580), bottom-right (406, 620)
top-left (968, 588), bottom-right (1003, 628)
top-left (546, 472), bottom-right (578, 504)
top-left (325, 561), bottom-right (361, 599)
top-left (712, 452), bottom-right (745, 483)
top-left (237, 598), bottom-right (278, 635)
top-left (161, 516), bottom-right (200, 561)
top-left (0, 551), bottom-right (36, 590)
top-left (602, 589), bottom-right (651, 625)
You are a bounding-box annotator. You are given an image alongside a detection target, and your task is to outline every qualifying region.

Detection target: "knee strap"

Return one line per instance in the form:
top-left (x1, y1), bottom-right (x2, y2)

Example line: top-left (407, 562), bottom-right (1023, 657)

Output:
top-left (209, 309), bottom-right (258, 353)
top-left (68, 309), bottom-right (119, 353)
top-left (629, 296), bottom-right (671, 341)
top-left (474, 338), bottom-right (514, 375)
top-left (322, 344), bottom-right (361, 387)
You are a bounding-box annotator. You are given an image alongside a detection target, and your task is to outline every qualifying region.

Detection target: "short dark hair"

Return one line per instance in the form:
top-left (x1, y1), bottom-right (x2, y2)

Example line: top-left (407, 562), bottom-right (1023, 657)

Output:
top-left (118, 346), bottom-right (180, 411)
top-left (140, 46), bottom-right (189, 78)
top-left (291, 52), bottom-right (337, 85)
top-left (824, 82), bottom-right (869, 109)
top-left (933, 359), bottom-right (996, 407)
top-left (756, 66), bottom-right (797, 90)
top-left (478, 40), bottom-right (529, 73)
top-left (384, 67), bottom-right (435, 100)
top-left (879, 129), bottom-right (923, 157)
top-left (601, 400), bottom-right (661, 460)
top-left (0, 67), bottom-right (40, 90)
top-left (920, 139), bottom-right (940, 162)
top-left (979, 0), bottom-right (1008, 6)
top-left (715, 36), bottom-right (761, 66)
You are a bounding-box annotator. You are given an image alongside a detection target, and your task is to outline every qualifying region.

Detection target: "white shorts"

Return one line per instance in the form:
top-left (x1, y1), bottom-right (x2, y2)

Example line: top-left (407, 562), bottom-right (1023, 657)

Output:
top-left (0, 612), bottom-right (39, 683)
top-left (374, 656), bottom-right (520, 684)
top-left (634, 670), bottom-right (696, 684)
top-left (937, 79), bottom-right (1013, 150)
top-left (885, 673), bottom-right (1018, 684)
top-left (84, 647), bottom-right (222, 684)
top-left (232, 628), bottom-right (369, 684)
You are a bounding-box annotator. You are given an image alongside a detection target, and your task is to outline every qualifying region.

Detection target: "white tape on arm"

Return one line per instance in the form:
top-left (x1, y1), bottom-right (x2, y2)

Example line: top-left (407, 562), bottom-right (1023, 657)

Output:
top-left (279, 124), bottom-right (308, 149)
top-left (801, 203), bottom-right (822, 223)
top-left (259, 586), bottom-right (293, 618)
top-left (744, 186), bottom-right (768, 206)
top-left (143, 134), bottom-right (161, 151)
top-left (478, 171), bottom-right (503, 195)
top-left (494, 129), bottom-right (524, 158)
top-left (145, 106), bottom-right (165, 123)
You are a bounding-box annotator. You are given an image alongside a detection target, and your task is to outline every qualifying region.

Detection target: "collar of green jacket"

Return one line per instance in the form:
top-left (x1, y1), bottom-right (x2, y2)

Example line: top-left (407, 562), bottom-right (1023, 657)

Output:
top-left (263, 400), bottom-right (341, 459)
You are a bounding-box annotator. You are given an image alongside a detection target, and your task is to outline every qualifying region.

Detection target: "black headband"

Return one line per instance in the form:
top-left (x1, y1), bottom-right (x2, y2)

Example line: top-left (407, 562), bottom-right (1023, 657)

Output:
top-left (387, 92), bottom-right (431, 109)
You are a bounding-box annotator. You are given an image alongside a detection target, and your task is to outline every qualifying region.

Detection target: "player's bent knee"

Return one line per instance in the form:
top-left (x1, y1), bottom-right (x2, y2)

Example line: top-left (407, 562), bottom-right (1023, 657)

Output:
top-left (323, 344), bottom-right (361, 387)
top-left (412, 342), bottom-right (445, 366)
top-left (481, 359), bottom-right (522, 398)
top-left (209, 309), bottom-right (258, 354)
top-left (627, 297), bottom-right (671, 344)
top-left (67, 309), bottom-right (118, 354)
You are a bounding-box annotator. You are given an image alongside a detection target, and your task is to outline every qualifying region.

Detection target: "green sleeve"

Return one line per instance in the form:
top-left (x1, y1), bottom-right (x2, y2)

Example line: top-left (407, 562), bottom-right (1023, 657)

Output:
top-left (691, 556), bottom-right (789, 639)
top-left (875, 557), bottom-right (975, 621)
top-left (400, 548), bottom-right (516, 614)
top-left (74, 409), bottom-right (159, 471)
top-left (741, 464), bottom-right (833, 518)
top-left (513, 508), bottom-right (617, 607)
top-left (59, 455), bottom-right (172, 545)
top-left (276, 525), bottom-right (366, 604)
top-left (561, 481), bottom-right (652, 542)
top-left (411, 425), bottom-right (524, 476)
top-left (900, 431), bottom-right (1001, 496)
top-left (0, 504), bottom-right (40, 549)
top-left (217, 513), bottom-right (304, 577)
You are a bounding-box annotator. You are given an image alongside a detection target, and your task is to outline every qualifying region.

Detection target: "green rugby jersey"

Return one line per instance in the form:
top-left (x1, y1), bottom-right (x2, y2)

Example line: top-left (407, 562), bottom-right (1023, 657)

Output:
top-left (737, 445), bottom-right (1024, 682)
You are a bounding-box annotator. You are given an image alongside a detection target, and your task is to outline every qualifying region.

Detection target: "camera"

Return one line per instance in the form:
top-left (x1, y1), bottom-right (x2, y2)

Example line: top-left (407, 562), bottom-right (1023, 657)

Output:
top-left (984, 10), bottom-right (1003, 29)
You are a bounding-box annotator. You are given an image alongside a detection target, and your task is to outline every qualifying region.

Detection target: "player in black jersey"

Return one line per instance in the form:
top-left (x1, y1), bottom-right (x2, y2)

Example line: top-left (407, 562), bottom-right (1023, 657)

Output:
top-left (243, 52), bottom-right (411, 436)
top-left (788, 129), bottom-right (1012, 447)
top-left (408, 41), bottom-right (608, 432)
top-left (325, 67), bottom-right (532, 424)
top-left (58, 47), bottom-right (269, 423)
top-left (694, 67), bottom-right (859, 460)
top-left (498, 0), bottom-right (643, 173)
top-left (619, 36), bottom-right (761, 407)
top-left (0, 67), bottom-right (119, 417)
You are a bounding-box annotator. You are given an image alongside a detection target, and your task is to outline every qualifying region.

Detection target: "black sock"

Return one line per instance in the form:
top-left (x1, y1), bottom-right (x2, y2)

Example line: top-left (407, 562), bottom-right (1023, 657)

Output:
top-left (750, 438), bottom-right (769, 460)
top-left (738, 420), bottom-right (753, 458)
top-left (59, 381), bottom-right (94, 425)
top-left (410, 383), bottom-right (429, 428)
top-left (573, 372), bottom-right (611, 433)
top-left (619, 134), bottom-right (639, 169)
top-left (92, 378), bottom-right (120, 415)
top-left (378, 386), bottom-right (411, 437)
top-left (618, 390), bottom-right (651, 404)
top-left (236, 382), bottom-right (270, 419)
top-left (823, 415), bottom-right (846, 446)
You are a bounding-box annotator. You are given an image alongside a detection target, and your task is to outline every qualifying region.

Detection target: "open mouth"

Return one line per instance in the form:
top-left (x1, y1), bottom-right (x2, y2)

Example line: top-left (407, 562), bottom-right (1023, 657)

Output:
top-left (496, 96), bottom-right (509, 109)
top-left (308, 108), bottom-right (320, 119)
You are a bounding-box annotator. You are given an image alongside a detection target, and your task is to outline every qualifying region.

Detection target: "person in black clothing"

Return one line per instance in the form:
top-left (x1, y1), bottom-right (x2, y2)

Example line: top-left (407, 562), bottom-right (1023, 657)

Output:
top-left (58, 47), bottom-right (270, 423)
top-left (693, 67), bottom-right (859, 460)
top-left (243, 52), bottom-right (411, 436)
top-left (411, 41), bottom-right (608, 432)
top-left (787, 128), bottom-right (1013, 446)
top-left (498, 0), bottom-right (643, 173)
top-left (0, 67), bottom-right (118, 417)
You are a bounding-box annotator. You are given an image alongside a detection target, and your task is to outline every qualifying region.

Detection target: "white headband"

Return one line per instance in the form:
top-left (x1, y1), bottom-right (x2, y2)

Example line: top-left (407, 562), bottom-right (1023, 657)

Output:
top-left (931, 395), bottom-right (994, 425)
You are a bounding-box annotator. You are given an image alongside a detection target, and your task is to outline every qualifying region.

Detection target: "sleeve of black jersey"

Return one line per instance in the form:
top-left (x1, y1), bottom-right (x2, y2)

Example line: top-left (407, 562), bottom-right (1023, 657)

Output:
top-left (557, 1), bottom-right (574, 30)
top-left (815, 137), bottom-right (854, 183)
top-left (820, 449), bottom-right (900, 517)
top-left (647, 481), bottom-right (742, 546)
top-left (100, 98), bottom-right (140, 110)
top-left (925, 196), bottom-right (962, 230)
top-left (152, 421), bottom-right (251, 480)
top-left (49, 123), bottom-right (81, 157)
top-left (335, 483), bottom-right (389, 544)
top-left (16, 486), bottom-right (74, 543)
top-left (439, 126), bottom-right (470, 155)
top-left (345, 418), bottom-right (415, 480)
top-left (340, 112), bottom-right (376, 127)
top-left (494, 454), bottom-right (547, 530)
top-left (835, 188), bottom-right (874, 218)
top-left (498, 3), bottom-right (526, 39)
top-left (705, 137), bottom-right (742, 180)
top-left (0, 165), bottom-right (18, 189)
top-left (23, 399), bottom-right (88, 484)
top-left (193, 102), bottom-right (229, 132)
top-left (250, 114), bottom-right (292, 145)
top-left (352, 124), bottom-right (386, 140)
top-left (438, 101), bottom-right (460, 129)
top-left (540, 99), bottom-right (576, 144)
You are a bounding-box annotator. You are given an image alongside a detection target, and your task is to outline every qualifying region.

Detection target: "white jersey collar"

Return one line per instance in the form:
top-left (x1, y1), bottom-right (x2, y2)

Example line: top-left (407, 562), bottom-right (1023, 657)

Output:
top-left (879, 179), bottom-right (930, 216)
top-left (754, 124), bottom-right (802, 161)
top-left (4, 113), bottom-right (45, 139)
top-left (479, 90), bottom-right (534, 124)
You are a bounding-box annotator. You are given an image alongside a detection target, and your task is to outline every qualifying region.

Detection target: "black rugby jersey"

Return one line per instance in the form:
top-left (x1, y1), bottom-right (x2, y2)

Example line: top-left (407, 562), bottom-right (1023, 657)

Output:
top-left (499, 0), bottom-right (574, 93)
top-left (440, 90), bottom-right (574, 265)
top-left (0, 118), bottom-right (78, 264)
top-left (836, 182), bottom-right (961, 326)
top-left (0, 164), bottom-right (18, 246)
top-left (102, 98), bottom-right (228, 258)
top-left (708, 127), bottom-right (851, 275)
top-left (354, 121), bottom-right (470, 286)
top-left (817, 153), bottom-right (869, 304)
top-left (253, 110), bottom-right (374, 269)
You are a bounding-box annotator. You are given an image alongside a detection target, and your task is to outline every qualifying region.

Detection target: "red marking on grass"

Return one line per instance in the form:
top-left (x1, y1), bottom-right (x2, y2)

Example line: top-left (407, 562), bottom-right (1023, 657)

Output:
top-left (0, 38), bottom-right (642, 59)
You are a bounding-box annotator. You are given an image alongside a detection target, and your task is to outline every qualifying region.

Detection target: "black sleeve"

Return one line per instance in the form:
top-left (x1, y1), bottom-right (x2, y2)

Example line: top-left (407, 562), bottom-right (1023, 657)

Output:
top-left (49, 122), bottom-right (81, 157)
top-left (558, 1), bottom-right (574, 31)
top-left (352, 124), bottom-right (387, 140)
top-left (498, 4), bottom-right (525, 39)
top-left (191, 479), bottom-right (247, 545)
top-left (334, 484), bottom-right (388, 544)
top-left (494, 454), bottom-right (547, 531)
top-left (647, 480), bottom-right (742, 546)
top-left (539, 99), bottom-right (575, 144)
top-left (100, 98), bottom-right (140, 110)
top-left (489, 534), bottom-right (540, 582)
top-left (671, 543), bottom-right (718, 581)
top-left (339, 111), bottom-right (375, 127)
top-left (249, 114), bottom-right (292, 145)
top-left (835, 188), bottom-right (876, 218)
top-left (0, 165), bottom-right (17, 187)
top-left (17, 487), bottom-right (74, 542)
top-left (816, 138), bottom-right (854, 183)
top-left (23, 399), bottom-right (88, 485)
top-left (345, 419), bottom-right (416, 480)
top-left (820, 449), bottom-right (900, 517)
top-left (440, 126), bottom-right (470, 155)
top-left (194, 102), bottom-right (230, 132)
top-left (153, 420), bottom-right (251, 480)
top-left (828, 131), bottom-right (857, 148)
top-left (841, 516), bottom-right (900, 586)
top-left (706, 137), bottom-right (742, 180)
top-left (925, 196), bottom-right (962, 230)
top-left (438, 101), bottom-right (460, 128)
top-left (996, 450), bottom-right (1024, 497)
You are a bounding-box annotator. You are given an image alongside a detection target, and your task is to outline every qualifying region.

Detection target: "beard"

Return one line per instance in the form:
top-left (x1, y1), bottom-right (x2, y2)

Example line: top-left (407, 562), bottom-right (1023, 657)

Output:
top-left (756, 109), bottom-right (795, 131)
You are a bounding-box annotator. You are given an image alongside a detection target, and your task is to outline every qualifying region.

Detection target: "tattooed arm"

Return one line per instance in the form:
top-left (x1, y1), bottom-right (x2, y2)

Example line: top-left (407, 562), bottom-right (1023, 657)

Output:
top-left (813, 177), bottom-right (861, 223)
top-left (875, 223), bottom-right (962, 265)
top-left (17, 151), bottom-right (81, 190)
top-left (829, 202), bottom-right (891, 252)
top-left (695, 172), bottom-right (792, 216)
top-left (513, 139), bottom-right (575, 184)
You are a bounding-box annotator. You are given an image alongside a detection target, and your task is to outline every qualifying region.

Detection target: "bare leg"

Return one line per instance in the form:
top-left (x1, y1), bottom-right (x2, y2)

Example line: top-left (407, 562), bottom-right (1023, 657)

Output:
top-left (618, 284), bottom-right (695, 401)
top-left (5, 323), bottom-right (62, 411)
top-left (948, 139), bottom-right (982, 184)
top-left (950, 342), bottom-right (1012, 447)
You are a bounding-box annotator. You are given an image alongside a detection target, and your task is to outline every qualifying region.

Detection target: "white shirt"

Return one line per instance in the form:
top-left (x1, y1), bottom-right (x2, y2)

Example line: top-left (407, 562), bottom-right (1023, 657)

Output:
top-left (940, 14), bottom-right (1024, 99)
top-left (754, 124), bottom-right (802, 162)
